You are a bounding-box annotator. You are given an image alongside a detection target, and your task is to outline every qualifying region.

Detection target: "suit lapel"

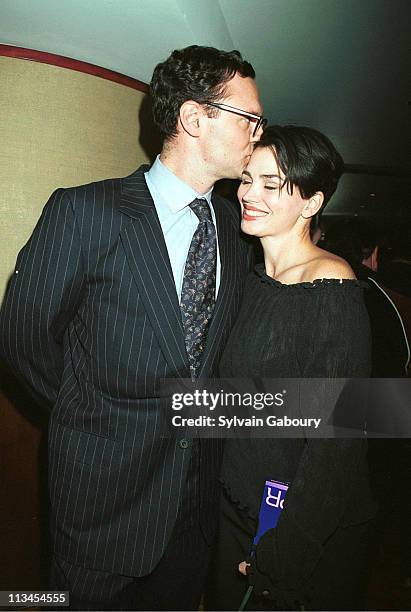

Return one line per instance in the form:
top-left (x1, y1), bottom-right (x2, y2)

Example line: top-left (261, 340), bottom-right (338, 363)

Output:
top-left (119, 168), bottom-right (190, 377)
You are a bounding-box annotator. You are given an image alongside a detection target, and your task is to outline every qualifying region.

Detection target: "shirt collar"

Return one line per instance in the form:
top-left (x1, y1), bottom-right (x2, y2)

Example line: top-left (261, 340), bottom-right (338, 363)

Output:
top-left (147, 155), bottom-right (213, 213)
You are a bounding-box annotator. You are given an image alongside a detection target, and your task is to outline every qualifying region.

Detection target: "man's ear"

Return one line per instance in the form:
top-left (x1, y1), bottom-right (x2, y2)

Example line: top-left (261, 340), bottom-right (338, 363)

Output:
top-left (178, 100), bottom-right (201, 137)
top-left (363, 246), bottom-right (378, 272)
top-left (301, 192), bottom-right (324, 219)
top-left (370, 245), bottom-right (379, 271)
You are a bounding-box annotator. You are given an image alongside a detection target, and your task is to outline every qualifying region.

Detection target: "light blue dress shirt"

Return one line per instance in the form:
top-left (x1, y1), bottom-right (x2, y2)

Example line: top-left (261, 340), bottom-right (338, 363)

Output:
top-left (145, 156), bottom-right (221, 300)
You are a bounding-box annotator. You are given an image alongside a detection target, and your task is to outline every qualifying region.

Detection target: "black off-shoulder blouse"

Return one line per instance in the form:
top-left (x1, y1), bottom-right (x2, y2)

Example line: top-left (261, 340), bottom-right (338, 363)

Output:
top-left (220, 263), bottom-right (371, 380)
top-left (219, 264), bottom-right (374, 594)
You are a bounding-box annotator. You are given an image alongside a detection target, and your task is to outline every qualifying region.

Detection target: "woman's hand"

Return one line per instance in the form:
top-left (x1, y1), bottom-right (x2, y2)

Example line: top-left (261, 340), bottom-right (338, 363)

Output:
top-left (238, 561), bottom-right (251, 575)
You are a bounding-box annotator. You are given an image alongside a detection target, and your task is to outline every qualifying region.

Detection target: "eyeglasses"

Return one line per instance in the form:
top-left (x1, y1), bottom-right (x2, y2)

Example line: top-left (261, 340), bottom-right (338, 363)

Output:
top-left (204, 101), bottom-right (267, 136)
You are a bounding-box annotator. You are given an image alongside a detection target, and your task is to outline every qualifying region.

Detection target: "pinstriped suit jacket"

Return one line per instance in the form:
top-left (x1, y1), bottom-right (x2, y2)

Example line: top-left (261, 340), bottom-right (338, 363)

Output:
top-left (0, 166), bottom-right (251, 577)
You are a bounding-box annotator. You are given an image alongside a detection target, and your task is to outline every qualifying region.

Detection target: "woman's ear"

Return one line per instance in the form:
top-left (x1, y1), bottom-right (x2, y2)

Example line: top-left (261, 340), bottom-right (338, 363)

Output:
top-left (178, 100), bottom-right (201, 137)
top-left (301, 192), bottom-right (324, 219)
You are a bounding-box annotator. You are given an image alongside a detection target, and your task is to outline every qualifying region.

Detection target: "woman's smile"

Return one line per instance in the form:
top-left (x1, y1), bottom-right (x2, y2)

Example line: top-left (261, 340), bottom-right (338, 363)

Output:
top-left (242, 203), bottom-right (269, 220)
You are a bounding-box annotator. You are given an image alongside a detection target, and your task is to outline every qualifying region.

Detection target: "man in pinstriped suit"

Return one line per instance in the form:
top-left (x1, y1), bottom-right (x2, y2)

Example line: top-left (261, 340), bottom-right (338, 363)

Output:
top-left (0, 45), bottom-right (264, 610)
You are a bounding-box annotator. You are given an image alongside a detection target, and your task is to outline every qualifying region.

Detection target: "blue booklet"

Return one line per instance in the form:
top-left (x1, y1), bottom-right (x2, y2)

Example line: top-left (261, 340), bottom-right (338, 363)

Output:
top-left (253, 479), bottom-right (289, 546)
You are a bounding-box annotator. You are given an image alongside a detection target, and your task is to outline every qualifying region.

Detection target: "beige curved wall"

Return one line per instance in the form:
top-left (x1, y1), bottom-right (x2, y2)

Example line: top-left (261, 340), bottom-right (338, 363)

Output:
top-left (0, 55), bottom-right (150, 301)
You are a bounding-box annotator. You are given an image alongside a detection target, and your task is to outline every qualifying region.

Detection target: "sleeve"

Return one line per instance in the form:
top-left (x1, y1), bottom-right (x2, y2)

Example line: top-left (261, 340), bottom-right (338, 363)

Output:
top-left (0, 189), bottom-right (85, 410)
top-left (251, 286), bottom-right (373, 594)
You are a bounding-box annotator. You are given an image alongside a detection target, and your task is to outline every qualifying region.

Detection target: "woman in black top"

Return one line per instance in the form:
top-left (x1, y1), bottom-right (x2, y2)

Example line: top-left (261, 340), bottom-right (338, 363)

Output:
top-left (207, 126), bottom-right (376, 611)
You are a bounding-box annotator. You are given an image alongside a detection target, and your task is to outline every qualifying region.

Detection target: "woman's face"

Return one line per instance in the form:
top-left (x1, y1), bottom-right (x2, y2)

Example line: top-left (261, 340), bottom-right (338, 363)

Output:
top-left (238, 147), bottom-right (307, 238)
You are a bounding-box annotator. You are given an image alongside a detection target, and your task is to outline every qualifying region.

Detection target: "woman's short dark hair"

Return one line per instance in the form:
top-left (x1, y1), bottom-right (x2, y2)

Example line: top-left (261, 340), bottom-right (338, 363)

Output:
top-left (150, 45), bottom-right (255, 140)
top-left (255, 125), bottom-right (344, 207)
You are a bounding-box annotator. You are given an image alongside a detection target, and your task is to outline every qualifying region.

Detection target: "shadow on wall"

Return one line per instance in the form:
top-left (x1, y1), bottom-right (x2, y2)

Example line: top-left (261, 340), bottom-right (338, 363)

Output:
top-left (138, 93), bottom-right (163, 164)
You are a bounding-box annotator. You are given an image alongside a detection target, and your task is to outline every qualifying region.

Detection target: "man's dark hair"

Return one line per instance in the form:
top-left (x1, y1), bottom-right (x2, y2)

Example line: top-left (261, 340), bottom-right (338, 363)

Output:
top-left (150, 45), bottom-right (255, 139)
top-left (255, 125), bottom-right (344, 207)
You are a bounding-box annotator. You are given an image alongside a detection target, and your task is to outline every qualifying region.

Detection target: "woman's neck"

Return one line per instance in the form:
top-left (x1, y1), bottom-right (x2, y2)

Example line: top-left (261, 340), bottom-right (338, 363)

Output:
top-left (261, 230), bottom-right (316, 281)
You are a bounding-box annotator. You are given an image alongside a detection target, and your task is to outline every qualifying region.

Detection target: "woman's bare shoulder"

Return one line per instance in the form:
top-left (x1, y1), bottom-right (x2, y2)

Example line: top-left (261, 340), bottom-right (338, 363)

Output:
top-left (308, 249), bottom-right (356, 280)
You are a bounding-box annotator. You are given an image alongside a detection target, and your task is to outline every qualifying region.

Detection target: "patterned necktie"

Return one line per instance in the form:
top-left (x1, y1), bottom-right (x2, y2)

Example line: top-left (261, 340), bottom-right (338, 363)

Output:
top-left (180, 198), bottom-right (217, 378)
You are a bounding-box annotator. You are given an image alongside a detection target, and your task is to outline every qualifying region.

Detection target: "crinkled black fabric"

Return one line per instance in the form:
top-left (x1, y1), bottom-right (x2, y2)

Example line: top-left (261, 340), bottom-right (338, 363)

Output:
top-left (219, 264), bottom-right (376, 601)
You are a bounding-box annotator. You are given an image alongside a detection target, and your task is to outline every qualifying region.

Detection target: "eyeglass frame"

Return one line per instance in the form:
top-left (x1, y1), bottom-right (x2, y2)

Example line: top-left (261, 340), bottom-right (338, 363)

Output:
top-left (203, 101), bottom-right (267, 136)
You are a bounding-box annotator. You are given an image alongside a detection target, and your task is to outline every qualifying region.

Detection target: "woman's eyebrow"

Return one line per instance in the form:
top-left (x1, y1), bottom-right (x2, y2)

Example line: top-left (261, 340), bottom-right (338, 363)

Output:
top-left (241, 171), bottom-right (282, 179)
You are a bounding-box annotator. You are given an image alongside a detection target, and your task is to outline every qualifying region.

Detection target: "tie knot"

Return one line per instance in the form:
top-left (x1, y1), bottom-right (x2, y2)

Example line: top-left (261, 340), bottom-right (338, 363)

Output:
top-left (189, 198), bottom-right (213, 223)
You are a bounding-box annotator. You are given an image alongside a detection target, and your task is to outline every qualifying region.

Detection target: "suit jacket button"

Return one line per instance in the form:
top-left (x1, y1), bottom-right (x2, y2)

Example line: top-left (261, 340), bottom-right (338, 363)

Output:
top-left (179, 438), bottom-right (190, 449)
